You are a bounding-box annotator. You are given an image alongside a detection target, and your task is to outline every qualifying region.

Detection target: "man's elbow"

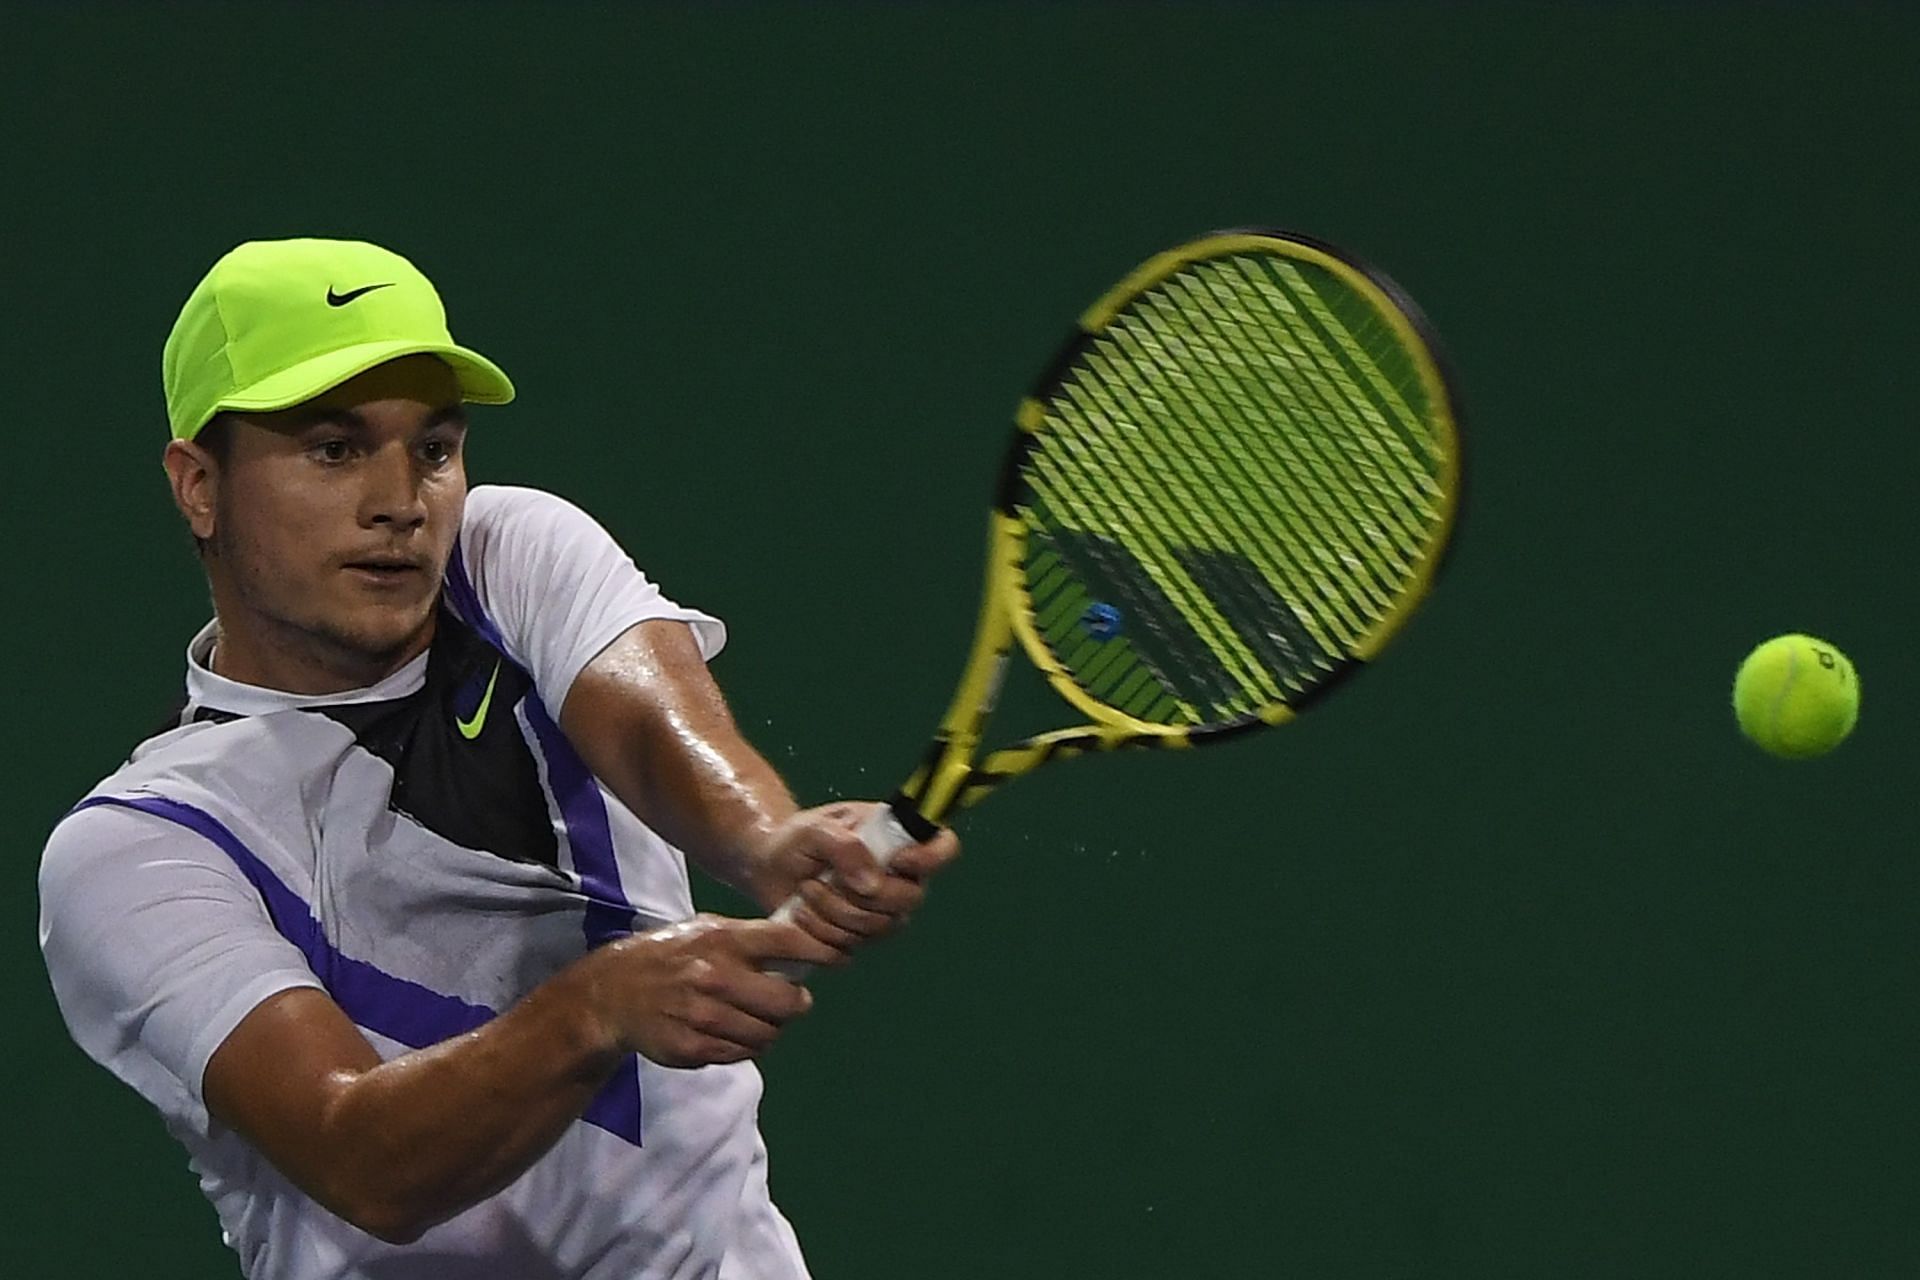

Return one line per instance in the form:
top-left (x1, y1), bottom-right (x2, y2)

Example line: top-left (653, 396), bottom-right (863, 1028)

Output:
top-left (313, 1170), bottom-right (443, 1246)
top-left (337, 1195), bottom-right (433, 1246)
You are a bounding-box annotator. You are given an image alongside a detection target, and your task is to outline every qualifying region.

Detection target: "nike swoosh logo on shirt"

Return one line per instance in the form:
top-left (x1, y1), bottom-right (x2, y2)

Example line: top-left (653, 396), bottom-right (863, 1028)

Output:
top-left (456, 661), bottom-right (502, 740)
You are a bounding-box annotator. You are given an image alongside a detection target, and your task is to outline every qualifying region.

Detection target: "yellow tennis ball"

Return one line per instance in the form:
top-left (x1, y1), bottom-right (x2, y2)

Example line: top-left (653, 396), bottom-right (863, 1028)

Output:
top-left (1731, 634), bottom-right (1859, 759)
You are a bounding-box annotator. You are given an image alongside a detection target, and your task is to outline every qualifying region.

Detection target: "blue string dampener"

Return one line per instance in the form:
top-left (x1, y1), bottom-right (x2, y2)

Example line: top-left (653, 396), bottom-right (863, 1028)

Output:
top-left (1080, 601), bottom-right (1124, 640)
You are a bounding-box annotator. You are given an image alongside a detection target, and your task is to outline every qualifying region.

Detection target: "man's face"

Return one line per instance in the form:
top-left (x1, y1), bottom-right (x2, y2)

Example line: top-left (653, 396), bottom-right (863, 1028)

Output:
top-left (191, 355), bottom-right (469, 681)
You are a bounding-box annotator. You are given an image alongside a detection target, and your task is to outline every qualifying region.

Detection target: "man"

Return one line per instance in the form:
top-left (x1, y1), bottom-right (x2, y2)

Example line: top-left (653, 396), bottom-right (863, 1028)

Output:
top-left (38, 238), bottom-right (957, 1278)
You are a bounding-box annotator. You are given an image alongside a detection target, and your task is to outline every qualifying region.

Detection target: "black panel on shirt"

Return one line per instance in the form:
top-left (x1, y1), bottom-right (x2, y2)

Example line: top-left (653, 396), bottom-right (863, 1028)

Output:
top-left (144, 697), bottom-right (240, 743)
top-left (315, 606), bottom-right (561, 868)
top-left (131, 700), bottom-right (239, 769)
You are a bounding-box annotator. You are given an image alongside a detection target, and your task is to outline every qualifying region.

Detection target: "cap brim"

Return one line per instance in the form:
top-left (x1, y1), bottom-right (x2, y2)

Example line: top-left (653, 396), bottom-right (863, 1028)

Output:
top-left (214, 338), bottom-right (515, 420)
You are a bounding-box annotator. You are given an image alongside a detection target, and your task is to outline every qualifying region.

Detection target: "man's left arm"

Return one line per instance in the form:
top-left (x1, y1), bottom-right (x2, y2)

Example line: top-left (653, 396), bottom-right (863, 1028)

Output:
top-left (560, 618), bottom-right (958, 956)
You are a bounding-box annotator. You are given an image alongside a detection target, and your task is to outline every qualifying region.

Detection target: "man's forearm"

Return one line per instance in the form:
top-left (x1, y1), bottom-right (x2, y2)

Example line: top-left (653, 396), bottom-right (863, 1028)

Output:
top-left (551, 620), bottom-right (957, 968)
top-left (207, 915), bottom-right (825, 1246)
top-left (561, 620), bottom-right (800, 902)
top-left (246, 955), bottom-right (624, 1243)
top-left (615, 702), bottom-right (800, 896)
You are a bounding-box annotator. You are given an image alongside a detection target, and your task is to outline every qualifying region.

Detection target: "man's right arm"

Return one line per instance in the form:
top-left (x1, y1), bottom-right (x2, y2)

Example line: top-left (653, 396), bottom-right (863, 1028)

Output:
top-left (204, 914), bottom-right (833, 1244)
top-left (39, 803), bottom-right (835, 1247)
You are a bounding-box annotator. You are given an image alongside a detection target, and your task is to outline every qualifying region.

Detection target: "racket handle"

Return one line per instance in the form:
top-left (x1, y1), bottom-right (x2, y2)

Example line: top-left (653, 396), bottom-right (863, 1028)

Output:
top-left (764, 803), bottom-right (923, 981)
top-left (851, 801), bottom-right (924, 865)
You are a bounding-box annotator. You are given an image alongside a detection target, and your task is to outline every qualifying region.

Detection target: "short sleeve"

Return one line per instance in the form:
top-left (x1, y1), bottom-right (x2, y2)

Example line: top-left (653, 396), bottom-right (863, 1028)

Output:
top-left (38, 802), bottom-right (324, 1136)
top-left (455, 485), bottom-right (727, 716)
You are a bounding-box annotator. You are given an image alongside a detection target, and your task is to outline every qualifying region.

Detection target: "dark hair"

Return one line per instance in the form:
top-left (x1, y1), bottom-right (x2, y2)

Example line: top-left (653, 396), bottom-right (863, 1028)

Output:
top-left (196, 412), bottom-right (234, 462)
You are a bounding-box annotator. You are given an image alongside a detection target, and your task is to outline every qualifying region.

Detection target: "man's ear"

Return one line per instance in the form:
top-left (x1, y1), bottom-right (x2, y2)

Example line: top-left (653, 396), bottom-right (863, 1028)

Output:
top-left (162, 438), bottom-right (218, 542)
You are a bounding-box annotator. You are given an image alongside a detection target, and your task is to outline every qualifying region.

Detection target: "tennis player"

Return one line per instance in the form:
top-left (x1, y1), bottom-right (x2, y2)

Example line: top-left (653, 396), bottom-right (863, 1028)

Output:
top-left (38, 238), bottom-right (958, 1279)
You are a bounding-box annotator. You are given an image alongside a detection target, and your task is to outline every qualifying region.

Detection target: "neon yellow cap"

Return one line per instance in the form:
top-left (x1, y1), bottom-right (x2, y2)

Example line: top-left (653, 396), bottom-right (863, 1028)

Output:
top-left (162, 238), bottom-right (515, 440)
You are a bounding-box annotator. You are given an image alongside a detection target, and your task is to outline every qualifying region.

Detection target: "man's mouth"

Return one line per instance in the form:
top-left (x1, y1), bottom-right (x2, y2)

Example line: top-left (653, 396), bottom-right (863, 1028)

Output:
top-left (342, 555), bottom-right (427, 580)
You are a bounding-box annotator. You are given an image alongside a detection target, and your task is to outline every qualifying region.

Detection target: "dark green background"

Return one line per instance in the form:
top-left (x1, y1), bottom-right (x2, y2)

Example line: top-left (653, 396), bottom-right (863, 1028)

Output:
top-left (6, 3), bottom-right (1916, 1275)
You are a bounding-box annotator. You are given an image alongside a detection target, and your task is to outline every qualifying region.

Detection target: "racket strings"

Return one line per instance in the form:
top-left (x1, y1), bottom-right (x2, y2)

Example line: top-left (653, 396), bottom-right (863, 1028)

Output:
top-left (1032, 362), bottom-right (1311, 717)
top-left (1123, 283), bottom-right (1413, 636)
top-left (1026, 455), bottom-right (1249, 719)
top-left (1225, 258), bottom-right (1444, 510)
top-left (1028, 396), bottom-right (1318, 719)
top-left (1017, 249), bottom-right (1451, 719)
top-left (1099, 302), bottom-right (1393, 632)
top-left (1249, 259), bottom-right (1445, 481)
top-left (1174, 264), bottom-right (1434, 565)
top-left (1054, 345), bottom-right (1344, 690)
top-left (1025, 530), bottom-right (1215, 723)
top-left (1045, 298), bottom-right (1365, 711)
top-left (1165, 263), bottom-right (1440, 589)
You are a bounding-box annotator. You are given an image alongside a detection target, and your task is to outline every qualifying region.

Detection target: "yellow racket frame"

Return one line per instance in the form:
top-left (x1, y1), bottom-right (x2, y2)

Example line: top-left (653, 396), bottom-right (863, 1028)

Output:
top-left (896, 230), bottom-right (1462, 824)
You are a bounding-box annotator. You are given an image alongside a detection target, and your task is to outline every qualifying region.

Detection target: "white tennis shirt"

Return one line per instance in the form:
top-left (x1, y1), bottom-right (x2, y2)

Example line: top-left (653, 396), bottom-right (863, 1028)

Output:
top-left (39, 485), bottom-right (811, 1280)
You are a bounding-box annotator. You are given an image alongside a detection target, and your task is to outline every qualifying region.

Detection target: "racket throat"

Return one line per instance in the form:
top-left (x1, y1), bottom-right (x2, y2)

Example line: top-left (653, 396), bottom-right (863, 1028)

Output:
top-left (899, 738), bottom-right (981, 828)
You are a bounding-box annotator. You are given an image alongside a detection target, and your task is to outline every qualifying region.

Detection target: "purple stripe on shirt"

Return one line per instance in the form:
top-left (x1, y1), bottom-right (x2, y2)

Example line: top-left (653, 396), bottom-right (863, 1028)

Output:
top-left (72, 793), bottom-right (643, 1147)
top-left (442, 545), bottom-right (647, 1139)
top-left (442, 542), bottom-right (511, 657)
top-left (444, 545), bottom-right (641, 946)
top-left (522, 699), bottom-right (637, 946)
top-left (519, 699), bottom-right (648, 1141)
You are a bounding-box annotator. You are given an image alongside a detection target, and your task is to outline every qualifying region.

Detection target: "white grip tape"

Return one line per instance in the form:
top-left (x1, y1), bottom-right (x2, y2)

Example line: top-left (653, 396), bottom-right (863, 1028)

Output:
top-left (764, 804), bottom-right (921, 980)
top-left (856, 804), bottom-right (920, 864)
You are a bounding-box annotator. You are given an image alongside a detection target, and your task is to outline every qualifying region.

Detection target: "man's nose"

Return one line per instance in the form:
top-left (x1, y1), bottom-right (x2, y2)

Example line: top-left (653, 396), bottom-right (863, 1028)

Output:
top-left (361, 445), bottom-right (429, 529)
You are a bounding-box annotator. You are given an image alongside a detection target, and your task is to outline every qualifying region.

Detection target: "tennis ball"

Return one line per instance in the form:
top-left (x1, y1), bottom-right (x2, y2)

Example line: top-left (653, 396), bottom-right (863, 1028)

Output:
top-left (1731, 634), bottom-right (1859, 759)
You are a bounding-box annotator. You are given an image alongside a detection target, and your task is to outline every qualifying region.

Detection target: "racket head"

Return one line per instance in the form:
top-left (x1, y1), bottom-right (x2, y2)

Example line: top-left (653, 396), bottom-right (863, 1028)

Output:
top-left (994, 228), bottom-right (1464, 745)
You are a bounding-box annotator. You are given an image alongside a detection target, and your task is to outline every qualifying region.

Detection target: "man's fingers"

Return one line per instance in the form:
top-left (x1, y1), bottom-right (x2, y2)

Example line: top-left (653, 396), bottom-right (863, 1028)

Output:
top-left (800, 876), bottom-right (911, 938)
top-left (781, 896), bottom-right (862, 954)
top-left (651, 1028), bottom-right (758, 1069)
top-left (885, 829), bottom-right (961, 882)
top-left (814, 801), bottom-right (869, 830)
top-left (726, 917), bottom-right (843, 969)
top-left (804, 825), bottom-right (892, 896)
top-left (678, 990), bottom-right (793, 1050)
top-left (798, 824), bottom-right (932, 914)
top-left (682, 947), bottom-right (823, 1025)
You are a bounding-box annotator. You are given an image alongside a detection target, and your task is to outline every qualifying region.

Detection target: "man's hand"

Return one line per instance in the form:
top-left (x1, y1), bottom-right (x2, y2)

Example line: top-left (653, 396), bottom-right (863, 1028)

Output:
top-left (559, 622), bottom-right (960, 960)
top-left (583, 915), bottom-right (839, 1067)
top-left (201, 912), bottom-right (836, 1244)
top-left (741, 802), bottom-right (962, 958)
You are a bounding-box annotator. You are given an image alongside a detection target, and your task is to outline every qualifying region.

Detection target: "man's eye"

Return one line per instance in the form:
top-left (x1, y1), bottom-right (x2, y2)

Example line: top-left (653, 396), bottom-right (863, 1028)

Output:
top-left (421, 439), bottom-right (455, 465)
top-left (314, 439), bottom-right (351, 462)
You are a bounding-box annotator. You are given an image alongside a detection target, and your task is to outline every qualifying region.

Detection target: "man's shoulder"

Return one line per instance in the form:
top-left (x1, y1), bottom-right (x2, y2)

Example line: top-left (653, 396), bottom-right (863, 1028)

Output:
top-left (81, 713), bottom-right (232, 803)
top-left (41, 752), bottom-right (233, 906)
top-left (45, 711), bottom-right (352, 895)
top-left (117, 707), bottom-right (340, 778)
top-left (463, 483), bottom-right (579, 531)
top-left (61, 712), bottom-right (354, 841)
top-left (454, 484), bottom-right (627, 617)
top-left (461, 483), bottom-right (620, 555)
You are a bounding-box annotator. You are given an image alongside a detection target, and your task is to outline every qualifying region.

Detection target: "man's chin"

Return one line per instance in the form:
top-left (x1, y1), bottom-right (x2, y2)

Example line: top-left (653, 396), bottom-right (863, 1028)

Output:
top-left (315, 605), bottom-right (439, 671)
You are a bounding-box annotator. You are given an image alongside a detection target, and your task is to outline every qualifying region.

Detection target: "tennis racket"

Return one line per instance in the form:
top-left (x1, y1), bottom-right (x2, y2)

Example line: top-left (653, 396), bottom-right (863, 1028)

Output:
top-left (772, 228), bottom-right (1463, 957)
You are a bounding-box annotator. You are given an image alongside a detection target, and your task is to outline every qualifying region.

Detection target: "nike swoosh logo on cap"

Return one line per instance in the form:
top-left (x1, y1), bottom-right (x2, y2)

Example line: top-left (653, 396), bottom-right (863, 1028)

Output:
top-left (456, 660), bottom-right (501, 740)
top-left (326, 283), bottom-right (395, 307)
